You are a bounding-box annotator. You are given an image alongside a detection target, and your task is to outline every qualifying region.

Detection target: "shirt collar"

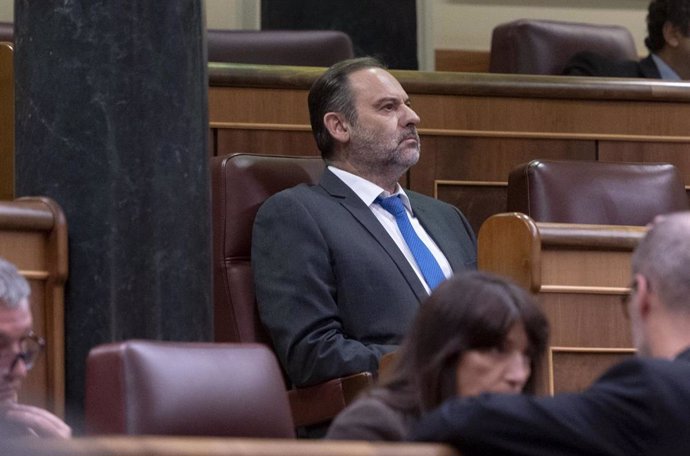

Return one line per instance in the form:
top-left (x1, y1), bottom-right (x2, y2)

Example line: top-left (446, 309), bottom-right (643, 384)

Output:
top-left (651, 54), bottom-right (682, 81)
top-left (328, 165), bottom-right (410, 210)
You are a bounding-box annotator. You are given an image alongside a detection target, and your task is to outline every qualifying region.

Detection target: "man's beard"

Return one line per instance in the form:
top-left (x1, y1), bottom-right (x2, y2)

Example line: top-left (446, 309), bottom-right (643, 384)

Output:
top-left (347, 125), bottom-right (420, 175)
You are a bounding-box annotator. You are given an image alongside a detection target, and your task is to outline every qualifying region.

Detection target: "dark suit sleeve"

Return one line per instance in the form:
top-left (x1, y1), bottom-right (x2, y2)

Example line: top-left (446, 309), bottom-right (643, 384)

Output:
top-left (562, 51), bottom-right (650, 79)
top-left (412, 359), bottom-right (660, 456)
top-left (252, 191), bottom-right (395, 387)
top-left (562, 51), bottom-right (610, 76)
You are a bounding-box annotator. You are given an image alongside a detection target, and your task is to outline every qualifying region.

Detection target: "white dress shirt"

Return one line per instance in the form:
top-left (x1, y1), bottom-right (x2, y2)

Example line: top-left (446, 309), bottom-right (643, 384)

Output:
top-left (329, 166), bottom-right (452, 294)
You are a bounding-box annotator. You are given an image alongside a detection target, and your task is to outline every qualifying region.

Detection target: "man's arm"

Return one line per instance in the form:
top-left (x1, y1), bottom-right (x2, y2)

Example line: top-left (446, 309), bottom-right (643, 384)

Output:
top-left (252, 191), bottom-right (395, 387)
top-left (411, 359), bottom-right (661, 456)
top-left (562, 51), bottom-right (607, 76)
top-left (1, 403), bottom-right (71, 438)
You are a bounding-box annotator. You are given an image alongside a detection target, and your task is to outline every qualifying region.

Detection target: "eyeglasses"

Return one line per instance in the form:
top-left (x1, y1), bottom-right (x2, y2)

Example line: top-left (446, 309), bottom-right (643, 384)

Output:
top-left (1, 333), bottom-right (45, 375)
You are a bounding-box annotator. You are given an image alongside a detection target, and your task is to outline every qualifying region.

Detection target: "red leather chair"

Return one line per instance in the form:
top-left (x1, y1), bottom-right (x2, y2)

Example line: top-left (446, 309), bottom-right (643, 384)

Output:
top-left (0, 22), bottom-right (12, 42)
top-left (207, 30), bottom-right (354, 66)
top-left (211, 153), bottom-right (373, 429)
top-left (85, 340), bottom-right (295, 437)
top-left (489, 19), bottom-right (637, 75)
top-left (507, 159), bottom-right (689, 225)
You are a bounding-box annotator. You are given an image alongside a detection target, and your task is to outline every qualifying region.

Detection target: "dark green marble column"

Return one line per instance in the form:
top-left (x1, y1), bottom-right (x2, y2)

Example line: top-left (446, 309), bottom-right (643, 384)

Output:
top-left (14, 0), bottom-right (211, 431)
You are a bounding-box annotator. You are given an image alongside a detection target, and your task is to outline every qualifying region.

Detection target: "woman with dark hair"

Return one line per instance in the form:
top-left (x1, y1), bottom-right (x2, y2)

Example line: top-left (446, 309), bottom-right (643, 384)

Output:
top-left (325, 270), bottom-right (549, 441)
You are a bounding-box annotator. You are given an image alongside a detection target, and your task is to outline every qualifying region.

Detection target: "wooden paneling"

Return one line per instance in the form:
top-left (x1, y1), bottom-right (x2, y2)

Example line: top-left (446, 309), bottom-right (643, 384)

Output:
top-left (0, 197), bottom-right (67, 417)
top-left (216, 128), bottom-right (317, 157)
top-left (435, 49), bottom-right (490, 73)
top-left (549, 348), bottom-right (633, 394)
top-left (478, 212), bottom-right (644, 395)
top-left (209, 64), bottom-right (690, 232)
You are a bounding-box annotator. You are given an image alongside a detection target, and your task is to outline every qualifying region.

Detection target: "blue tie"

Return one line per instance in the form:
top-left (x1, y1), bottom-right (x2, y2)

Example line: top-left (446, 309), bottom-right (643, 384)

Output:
top-left (376, 195), bottom-right (446, 290)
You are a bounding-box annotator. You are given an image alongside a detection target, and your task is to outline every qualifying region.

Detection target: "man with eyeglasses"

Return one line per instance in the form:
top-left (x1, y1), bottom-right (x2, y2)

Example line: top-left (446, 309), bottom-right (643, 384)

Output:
top-left (0, 258), bottom-right (70, 438)
top-left (412, 212), bottom-right (690, 455)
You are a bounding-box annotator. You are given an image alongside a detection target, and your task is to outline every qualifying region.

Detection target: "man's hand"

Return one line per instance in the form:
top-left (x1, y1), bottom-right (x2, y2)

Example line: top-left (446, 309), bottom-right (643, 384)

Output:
top-left (1, 403), bottom-right (71, 438)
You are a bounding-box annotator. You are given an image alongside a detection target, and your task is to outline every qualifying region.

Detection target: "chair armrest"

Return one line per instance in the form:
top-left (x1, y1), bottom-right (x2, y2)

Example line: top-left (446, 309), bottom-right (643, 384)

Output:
top-left (287, 372), bottom-right (374, 428)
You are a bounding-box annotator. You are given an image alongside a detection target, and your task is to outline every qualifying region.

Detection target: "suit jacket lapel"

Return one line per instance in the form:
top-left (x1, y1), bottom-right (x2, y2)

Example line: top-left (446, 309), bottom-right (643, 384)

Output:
top-left (640, 55), bottom-right (662, 79)
top-left (410, 193), bottom-right (467, 272)
top-left (319, 170), bottom-right (429, 301)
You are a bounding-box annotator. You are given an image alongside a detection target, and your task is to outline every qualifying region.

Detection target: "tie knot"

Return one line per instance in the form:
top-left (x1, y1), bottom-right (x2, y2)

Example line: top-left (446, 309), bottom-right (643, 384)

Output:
top-left (376, 195), bottom-right (407, 217)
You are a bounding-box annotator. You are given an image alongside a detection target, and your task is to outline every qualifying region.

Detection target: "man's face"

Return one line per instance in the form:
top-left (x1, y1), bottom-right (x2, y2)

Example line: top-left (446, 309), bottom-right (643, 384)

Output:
top-left (343, 68), bottom-right (421, 177)
top-left (661, 23), bottom-right (690, 79)
top-left (673, 33), bottom-right (690, 79)
top-left (0, 301), bottom-right (32, 404)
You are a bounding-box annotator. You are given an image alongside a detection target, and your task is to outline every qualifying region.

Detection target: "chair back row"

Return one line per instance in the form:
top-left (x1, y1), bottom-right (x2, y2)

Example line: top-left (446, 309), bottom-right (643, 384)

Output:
top-left (490, 19), bottom-right (638, 75)
top-left (85, 341), bottom-right (295, 438)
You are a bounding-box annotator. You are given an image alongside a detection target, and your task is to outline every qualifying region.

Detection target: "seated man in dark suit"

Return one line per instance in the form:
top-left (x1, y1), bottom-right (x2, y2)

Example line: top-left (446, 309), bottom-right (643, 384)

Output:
top-left (412, 211), bottom-right (690, 455)
top-left (0, 258), bottom-right (70, 439)
top-left (563, 0), bottom-right (690, 80)
top-left (252, 57), bottom-right (476, 390)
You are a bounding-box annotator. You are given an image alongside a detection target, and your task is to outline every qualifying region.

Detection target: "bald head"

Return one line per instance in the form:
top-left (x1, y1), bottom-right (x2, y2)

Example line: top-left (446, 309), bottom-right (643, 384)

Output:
top-left (0, 258), bottom-right (30, 311)
top-left (632, 212), bottom-right (690, 315)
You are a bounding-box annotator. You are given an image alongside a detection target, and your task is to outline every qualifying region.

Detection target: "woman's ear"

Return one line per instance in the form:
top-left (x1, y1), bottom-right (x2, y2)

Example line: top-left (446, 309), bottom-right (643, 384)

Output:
top-left (324, 112), bottom-right (350, 143)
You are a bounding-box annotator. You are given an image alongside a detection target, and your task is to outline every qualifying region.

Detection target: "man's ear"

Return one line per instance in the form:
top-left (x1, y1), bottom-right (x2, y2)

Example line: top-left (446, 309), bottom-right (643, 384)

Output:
top-left (635, 274), bottom-right (653, 318)
top-left (663, 21), bottom-right (680, 47)
top-left (324, 112), bottom-right (350, 143)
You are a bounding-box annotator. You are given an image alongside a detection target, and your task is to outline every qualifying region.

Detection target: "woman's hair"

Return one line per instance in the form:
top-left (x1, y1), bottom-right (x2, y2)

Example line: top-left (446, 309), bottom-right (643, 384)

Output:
top-left (373, 270), bottom-right (549, 415)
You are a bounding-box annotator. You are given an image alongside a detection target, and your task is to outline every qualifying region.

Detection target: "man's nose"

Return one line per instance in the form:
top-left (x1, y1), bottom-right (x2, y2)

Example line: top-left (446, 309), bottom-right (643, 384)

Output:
top-left (401, 104), bottom-right (420, 126)
top-left (6, 354), bottom-right (29, 379)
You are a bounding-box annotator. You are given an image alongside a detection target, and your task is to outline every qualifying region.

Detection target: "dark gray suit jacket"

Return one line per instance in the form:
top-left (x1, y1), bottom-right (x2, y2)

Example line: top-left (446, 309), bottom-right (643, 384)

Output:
top-left (252, 169), bottom-right (476, 387)
top-left (562, 52), bottom-right (661, 79)
top-left (412, 348), bottom-right (690, 455)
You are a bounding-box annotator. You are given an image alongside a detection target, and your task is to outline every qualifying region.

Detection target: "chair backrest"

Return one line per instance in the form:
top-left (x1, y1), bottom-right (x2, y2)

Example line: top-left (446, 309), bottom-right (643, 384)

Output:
top-left (507, 159), bottom-right (689, 225)
top-left (207, 30), bottom-right (354, 66)
top-left (84, 340), bottom-right (295, 438)
top-left (489, 19), bottom-right (638, 75)
top-left (0, 22), bottom-right (13, 42)
top-left (211, 153), bottom-right (324, 343)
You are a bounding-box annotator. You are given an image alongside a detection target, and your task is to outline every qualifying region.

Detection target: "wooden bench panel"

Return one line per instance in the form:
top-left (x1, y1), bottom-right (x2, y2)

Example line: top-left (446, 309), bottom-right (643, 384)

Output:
top-left (209, 64), bottom-right (690, 232)
top-left (478, 212), bottom-right (644, 394)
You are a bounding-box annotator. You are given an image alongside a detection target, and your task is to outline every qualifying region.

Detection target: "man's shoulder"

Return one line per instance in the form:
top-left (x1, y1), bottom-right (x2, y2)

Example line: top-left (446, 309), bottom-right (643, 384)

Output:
top-left (407, 190), bottom-right (456, 211)
top-left (259, 181), bottom-right (324, 209)
top-left (562, 51), bottom-right (644, 78)
top-left (592, 352), bottom-right (690, 395)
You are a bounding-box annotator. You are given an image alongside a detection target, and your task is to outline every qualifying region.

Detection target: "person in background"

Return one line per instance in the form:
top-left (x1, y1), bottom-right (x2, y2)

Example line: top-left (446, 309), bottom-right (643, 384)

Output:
top-left (412, 211), bottom-right (690, 456)
top-left (252, 56), bottom-right (476, 395)
top-left (0, 257), bottom-right (71, 439)
top-left (326, 271), bottom-right (548, 441)
top-left (563, 0), bottom-right (690, 80)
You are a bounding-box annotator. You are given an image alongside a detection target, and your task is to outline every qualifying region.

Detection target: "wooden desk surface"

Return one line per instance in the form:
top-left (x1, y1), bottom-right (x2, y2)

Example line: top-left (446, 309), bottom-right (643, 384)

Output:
top-left (3, 436), bottom-right (459, 456)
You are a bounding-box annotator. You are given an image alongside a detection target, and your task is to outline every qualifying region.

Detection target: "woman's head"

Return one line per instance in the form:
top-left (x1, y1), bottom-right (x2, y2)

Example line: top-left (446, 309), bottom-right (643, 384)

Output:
top-left (382, 270), bottom-right (549, 412)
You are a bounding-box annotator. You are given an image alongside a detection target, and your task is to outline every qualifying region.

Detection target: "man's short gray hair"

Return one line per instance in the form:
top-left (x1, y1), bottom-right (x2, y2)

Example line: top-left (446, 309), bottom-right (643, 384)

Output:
top-left (0, 257), bottom-right (30, 309)
top-left (632, 211), bottom-right (690, 314)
